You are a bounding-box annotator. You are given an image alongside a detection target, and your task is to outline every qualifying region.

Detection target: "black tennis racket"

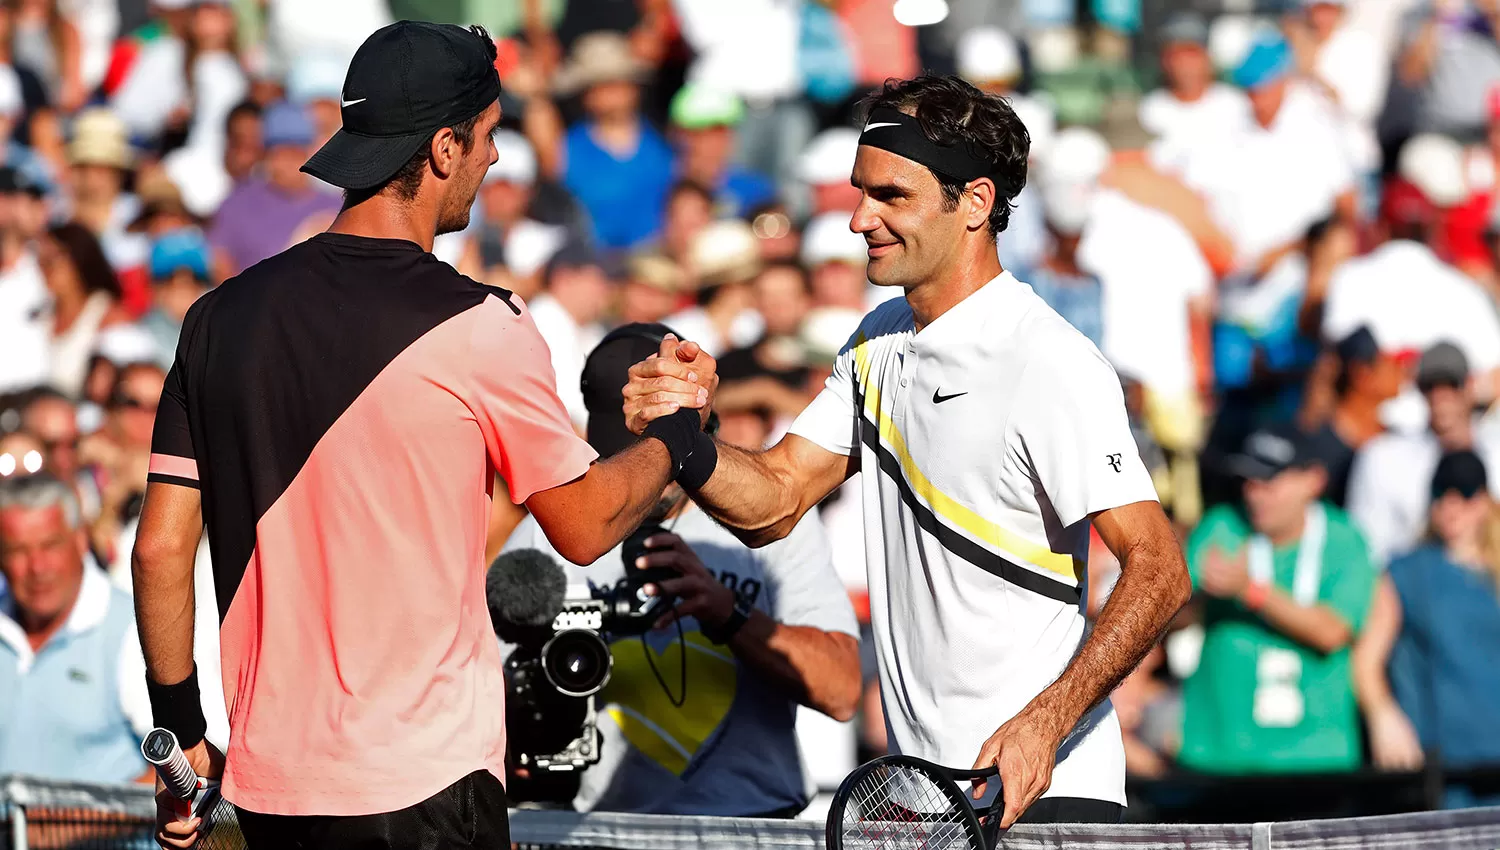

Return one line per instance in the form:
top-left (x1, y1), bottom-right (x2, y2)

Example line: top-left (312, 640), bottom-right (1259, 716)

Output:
top-left (141, 728), bottom-right (245, 850)
top-left (826, 755), bottom-right (1003, 850)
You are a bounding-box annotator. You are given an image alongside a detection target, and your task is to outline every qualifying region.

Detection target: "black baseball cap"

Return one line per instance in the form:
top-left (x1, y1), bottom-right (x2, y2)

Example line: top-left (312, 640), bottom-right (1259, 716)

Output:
top-left (581, 323), bottom-right (680, 460)
top-left (1335, 326), bottom-right (1380, 367)
top-left (1431, 450), bottom-right (1488, 500)
top-left (1231, 422), bottom-right (1317, 481)
top-left (301, 21), bottom-right (501, 191)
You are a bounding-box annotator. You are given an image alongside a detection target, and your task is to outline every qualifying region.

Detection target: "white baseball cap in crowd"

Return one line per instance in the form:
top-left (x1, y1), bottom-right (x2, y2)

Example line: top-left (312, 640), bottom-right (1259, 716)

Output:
top-left (801, 212), bottom-right (868, 268)
top-left (798, 127), bottom-right (861, 187)
top-left (1208, 15), bottom-right (1259, 74)
top-left (799, 306), bottom-right (864, 366)
top-left (1008, 94), bottom-right (1056, 162)
top-left (93, 323), bottom-right (162, 367)
top-left (485, 130), bottom-right (538, 186)
top-left (1039, 126), bottom-right (1111, 188)
top-left (956, 27), bottom-right (1021, 85)
top-left (1398, 133), bottom-right (1468, 208)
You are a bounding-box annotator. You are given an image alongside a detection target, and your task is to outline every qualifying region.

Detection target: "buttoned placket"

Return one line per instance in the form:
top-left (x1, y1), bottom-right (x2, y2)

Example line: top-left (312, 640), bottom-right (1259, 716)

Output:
top-left (892, 338), bottom-right (917, 428)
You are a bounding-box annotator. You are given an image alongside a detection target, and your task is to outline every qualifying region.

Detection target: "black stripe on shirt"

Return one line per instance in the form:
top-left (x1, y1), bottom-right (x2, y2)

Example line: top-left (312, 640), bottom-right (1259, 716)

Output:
top-left (147, 473), bottom-right (201, 490)
top-left (857, 411), bottom-right (1082, 607)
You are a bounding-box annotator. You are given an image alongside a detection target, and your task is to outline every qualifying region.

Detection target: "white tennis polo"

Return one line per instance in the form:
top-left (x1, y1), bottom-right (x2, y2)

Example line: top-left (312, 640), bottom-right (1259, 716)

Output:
top-left (790, 271), bottom-right (1158, 805)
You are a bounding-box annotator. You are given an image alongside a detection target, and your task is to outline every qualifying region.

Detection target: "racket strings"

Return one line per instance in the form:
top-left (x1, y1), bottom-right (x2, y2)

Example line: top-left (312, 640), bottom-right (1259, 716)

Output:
top-left (194, 791), bottom-right (245, 850)
top-left (840, 764), bottom-right (974, 849)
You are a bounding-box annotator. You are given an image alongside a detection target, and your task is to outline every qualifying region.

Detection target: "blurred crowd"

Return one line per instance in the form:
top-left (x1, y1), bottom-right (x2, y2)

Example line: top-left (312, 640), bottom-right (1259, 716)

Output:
top-left (3, 0), bottom-right (1500, 820)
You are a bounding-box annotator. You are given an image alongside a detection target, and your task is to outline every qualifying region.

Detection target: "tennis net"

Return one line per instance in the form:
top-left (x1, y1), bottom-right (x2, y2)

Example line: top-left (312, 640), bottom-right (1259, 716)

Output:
top-left (5, 775), bottom-right (1500, 850)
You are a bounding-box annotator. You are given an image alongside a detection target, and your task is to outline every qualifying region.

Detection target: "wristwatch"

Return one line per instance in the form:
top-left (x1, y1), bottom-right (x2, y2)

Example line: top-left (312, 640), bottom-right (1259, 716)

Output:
top-left (701, 597), bottom-right (753, 645)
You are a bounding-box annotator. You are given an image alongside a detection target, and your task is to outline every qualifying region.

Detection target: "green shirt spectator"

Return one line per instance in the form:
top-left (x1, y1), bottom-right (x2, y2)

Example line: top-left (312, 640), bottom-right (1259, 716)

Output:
top-left (1181, 423), bottom-right (1379, 774)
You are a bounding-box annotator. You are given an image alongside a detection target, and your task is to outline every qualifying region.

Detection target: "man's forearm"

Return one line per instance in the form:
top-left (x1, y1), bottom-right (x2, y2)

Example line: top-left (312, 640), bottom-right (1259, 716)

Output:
top-left (1031, 530), bottom-right (1189, 737)
top-left (1251, 587), bottom-right (1351, 654)
top-left (131, 536), bottom-right (198, 686)
top-left (727, 612), bottom-right (861, 721)
top-left (690, 441), bottom-right (809, 547)
top-left (535, 440), bottom-right (675, 564)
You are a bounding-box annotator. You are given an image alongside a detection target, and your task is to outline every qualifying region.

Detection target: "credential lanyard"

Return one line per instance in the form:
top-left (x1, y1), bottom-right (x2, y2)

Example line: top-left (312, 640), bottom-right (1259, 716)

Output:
top-left (1247, 502), bottom-right (1325, 606)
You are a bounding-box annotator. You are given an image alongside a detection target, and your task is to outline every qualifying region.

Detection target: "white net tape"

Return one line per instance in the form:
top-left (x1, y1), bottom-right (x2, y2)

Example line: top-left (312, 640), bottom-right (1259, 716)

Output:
top-left (4, 776), bottom-right (1500, 850)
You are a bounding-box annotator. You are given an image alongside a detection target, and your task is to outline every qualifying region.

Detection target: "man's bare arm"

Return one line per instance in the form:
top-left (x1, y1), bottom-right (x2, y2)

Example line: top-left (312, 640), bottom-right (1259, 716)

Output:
top-left (621, 340), bottom-right (855, 547)
top-left (971, 499), bottom-right (1190, 827)
top-left (1035, 501), bottom-right (1190, 728)
top-left (688, 436), bottom-right (856, 547)
top-left (1251, 589), bottom-right (1353, 654)
top-left (132, 482), bottom-right (203, 688)
top-left (525, 439), bottom-right (676, 565)
top-left (731, 616), bottom-right (860, 720)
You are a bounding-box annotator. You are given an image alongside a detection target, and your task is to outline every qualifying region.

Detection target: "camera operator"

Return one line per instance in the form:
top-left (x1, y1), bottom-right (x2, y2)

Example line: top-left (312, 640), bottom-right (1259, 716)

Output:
top-left (502, 323), bottom-right (861, 817)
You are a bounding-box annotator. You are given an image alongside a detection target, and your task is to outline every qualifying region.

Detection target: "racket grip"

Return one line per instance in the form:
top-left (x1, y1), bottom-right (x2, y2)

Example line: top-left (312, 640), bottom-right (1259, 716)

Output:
top-left (141, 727), bottom-right (200, 802)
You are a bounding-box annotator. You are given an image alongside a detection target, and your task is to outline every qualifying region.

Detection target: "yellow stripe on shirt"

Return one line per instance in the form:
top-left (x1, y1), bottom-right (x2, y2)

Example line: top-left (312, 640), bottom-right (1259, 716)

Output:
top-left (851, 335), bottom-right (1080, 584)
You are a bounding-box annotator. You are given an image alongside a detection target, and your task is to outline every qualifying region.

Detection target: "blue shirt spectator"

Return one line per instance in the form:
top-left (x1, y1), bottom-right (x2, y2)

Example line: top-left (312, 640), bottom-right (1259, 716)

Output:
top-left (1024, 264), bottom-right (1104, 350)
top-left (557, 33), bottom-right (676, 250)
top-left (0, 474), bottom-right (151, 783)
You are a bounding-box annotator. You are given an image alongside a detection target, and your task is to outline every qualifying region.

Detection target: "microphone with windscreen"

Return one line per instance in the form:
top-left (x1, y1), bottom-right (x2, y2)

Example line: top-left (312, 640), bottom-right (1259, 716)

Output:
top-left (487, 548), bottom-right (568, 644)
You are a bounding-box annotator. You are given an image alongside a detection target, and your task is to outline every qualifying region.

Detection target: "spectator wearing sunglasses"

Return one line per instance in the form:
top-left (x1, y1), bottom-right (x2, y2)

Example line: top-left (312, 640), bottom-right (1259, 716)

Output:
top-left (20, 387), bottom-right (99, 523)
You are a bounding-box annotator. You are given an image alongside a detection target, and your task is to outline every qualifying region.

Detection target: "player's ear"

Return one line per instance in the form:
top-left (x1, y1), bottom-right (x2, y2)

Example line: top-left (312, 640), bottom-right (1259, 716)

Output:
top-left (430, 126), bottom-right (458, 180)
top-left (966, 177), bottom-right (996, 232)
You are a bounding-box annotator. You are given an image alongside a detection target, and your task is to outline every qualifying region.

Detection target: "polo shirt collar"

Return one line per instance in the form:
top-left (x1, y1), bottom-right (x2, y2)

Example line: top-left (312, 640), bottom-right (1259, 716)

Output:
top-left (912, 270), bottom-right (1022, 343)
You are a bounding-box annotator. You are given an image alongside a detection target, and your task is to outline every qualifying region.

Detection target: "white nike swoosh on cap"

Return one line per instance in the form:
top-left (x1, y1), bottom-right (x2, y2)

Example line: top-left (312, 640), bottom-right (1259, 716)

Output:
top-left (342, 98), bottom-right (367, 107)
top-left (863, 121), bottom-right (900, 131)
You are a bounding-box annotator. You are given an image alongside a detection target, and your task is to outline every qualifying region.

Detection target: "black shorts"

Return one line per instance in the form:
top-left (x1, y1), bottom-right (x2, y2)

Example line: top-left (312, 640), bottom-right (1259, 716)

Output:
top-left (1015, 796), bottom-right (1123, 825)
top-left (235, 770), bottom-right (509, 850)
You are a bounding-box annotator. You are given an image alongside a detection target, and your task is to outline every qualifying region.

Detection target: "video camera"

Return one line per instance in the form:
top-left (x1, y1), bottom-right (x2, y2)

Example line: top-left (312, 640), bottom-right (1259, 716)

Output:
top-left (489, 527), bottom-right (676, 777)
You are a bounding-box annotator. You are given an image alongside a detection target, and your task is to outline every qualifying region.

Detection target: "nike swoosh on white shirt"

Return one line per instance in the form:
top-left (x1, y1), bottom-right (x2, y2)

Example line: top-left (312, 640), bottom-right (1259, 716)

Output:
top-left (862, 122), bottom-right (900, 131)
top-left (342, 98), bottom-right (367, 107)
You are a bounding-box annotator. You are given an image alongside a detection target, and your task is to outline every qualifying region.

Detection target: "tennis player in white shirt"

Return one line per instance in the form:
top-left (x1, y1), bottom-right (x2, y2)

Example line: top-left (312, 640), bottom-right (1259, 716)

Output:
top-left (622, 75), bottom-right (1191, 828)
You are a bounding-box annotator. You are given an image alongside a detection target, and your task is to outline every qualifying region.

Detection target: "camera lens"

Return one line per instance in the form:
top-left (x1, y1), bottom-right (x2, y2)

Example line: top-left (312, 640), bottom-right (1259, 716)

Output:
top-left (541, 629), bottom-right (613, 697)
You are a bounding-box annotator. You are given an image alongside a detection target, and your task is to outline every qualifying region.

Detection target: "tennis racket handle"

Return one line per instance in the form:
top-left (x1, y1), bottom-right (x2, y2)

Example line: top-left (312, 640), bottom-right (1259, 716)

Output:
top-left (141, 727), bottom-right (200, 802)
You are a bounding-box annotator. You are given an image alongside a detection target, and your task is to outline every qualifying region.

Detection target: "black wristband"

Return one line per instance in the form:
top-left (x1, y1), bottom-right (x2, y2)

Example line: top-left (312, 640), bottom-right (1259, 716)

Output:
top-left (642, 407), bottom-right (703, 478)
top-left (678, 430), bottom-right (718, 491)
top-left (701, 598), bottom-right (752, 645)
top-left (146, 665), bottom-right (207, 750)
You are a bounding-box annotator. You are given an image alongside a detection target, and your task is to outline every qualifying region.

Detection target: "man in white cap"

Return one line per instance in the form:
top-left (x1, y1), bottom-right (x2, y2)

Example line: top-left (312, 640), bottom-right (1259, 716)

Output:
top-left (1012, 134), bottom-right (1105, 351)
top-left (953, 27), bottom-right (1053, 273)
top-left (798, 127), bottom-right (862, 216)
top-left (801, 210), bottom-right (897, 313)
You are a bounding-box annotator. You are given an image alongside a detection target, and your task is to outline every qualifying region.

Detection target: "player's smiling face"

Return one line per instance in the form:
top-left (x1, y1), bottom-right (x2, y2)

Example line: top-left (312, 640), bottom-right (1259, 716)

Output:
top-left (849, 145), bottom-right (967, 290)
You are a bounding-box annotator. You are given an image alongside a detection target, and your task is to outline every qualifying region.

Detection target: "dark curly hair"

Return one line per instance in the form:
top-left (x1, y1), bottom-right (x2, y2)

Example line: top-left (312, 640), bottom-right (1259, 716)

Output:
top-left (858, 75), bottom-right (1030, 237)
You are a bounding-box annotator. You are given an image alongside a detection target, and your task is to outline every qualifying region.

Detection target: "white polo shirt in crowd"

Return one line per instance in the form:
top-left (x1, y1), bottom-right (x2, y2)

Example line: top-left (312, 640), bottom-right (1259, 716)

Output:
top-left (789, 272), bottom-right (1159, 805)
top-left (1179, 82), bottom-right (1354, 272)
